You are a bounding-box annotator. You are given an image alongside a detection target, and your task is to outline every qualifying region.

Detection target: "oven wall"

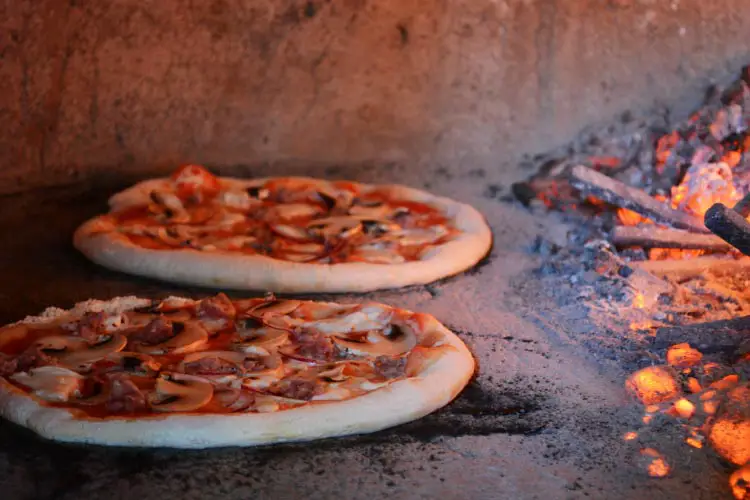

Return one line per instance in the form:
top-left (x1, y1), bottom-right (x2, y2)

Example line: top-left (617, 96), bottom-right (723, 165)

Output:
top-left (2, 0), bottom-right (749, 193)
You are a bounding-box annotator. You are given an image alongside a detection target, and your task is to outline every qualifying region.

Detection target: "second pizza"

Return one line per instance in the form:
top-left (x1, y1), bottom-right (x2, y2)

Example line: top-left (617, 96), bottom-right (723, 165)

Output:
top-left (74, 165), bottom-right (492, 293)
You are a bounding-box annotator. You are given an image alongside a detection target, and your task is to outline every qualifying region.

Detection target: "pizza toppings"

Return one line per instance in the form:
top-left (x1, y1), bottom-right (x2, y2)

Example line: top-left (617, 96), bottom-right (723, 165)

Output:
top-left (101, 165), bottom-right (458, 265)
top-left (0, 295), bottom-right (459, 419)
top-left (105, 374), bottom-right (148, 413)
top-left (11, 366), bottom-right (84, 402)
top-left (32, 334), bottom-right (128, 370)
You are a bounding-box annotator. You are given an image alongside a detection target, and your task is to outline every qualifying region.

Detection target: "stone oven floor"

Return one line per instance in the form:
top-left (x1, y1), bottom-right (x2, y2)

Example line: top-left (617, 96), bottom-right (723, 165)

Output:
top-left (0, 166), bottom-right (730, 500)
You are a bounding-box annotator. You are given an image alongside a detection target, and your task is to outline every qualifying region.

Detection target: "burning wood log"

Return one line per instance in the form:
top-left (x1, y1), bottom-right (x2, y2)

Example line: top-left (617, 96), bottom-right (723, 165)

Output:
top-left (653, 316), bottom-right (750, 353)
top-left (631, 255), bottom-right (750, 279)
top-left (569, 165), bottom-right (710, 234)
top-left (704, 192), bottom-right (750, 256)
top-left (611, 226), bottom-right (733, 251)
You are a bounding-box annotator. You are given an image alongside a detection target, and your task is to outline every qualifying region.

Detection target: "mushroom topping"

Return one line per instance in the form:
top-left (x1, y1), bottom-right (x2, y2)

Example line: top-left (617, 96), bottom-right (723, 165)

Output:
top-left (292, 303), bottom-right (393, 335)
top-left (267, 203), bottom-right (322, 221)
top-left (349, 202), bottom-right (391, 219)
top-left (332, 325), bottom-right (416, 357)
top-left (11, 366), bottom-right (84, 402)
top-left (313, 189), bottom-right (354, 214)
top-left (307, 217), bottom-right (363, 241)
top-left (148, 190), bottom-right (190, 223)
top-left (250, 299), bottom-right (301, 318)
top-left (236, 327), bottom-right (290, 351)
top-left (202, 235), bottom-right (257, 251)
top-left (269, 224), bottom-right (315, 242)
top-left (397, 225), bottom-right (448, 246)
top-left (246, 185), bottom-right (270, 201)
top-left (148, 373), bottom-right (214, 412)
top-left (103, 352), bottom-right (161, 376)
top-left (150, 226), bottom-right (194, 247)
top-left (133, 321), bottom-right (209, 355)
top-left (33, 334), bottom-right (128, 371)
top-left (218, 189), bottom-right (255, 211)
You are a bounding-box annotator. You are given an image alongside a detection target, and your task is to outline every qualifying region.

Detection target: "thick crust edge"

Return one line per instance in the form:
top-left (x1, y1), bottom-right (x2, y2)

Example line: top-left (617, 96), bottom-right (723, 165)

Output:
top-left (0, 297), bottom-right (475, 448)
top-left (73, 177), bottom-right (492, 293)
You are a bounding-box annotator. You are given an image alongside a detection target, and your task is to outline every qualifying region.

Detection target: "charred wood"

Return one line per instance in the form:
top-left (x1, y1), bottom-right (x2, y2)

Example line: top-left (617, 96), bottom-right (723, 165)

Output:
top-left (568, 165), bottom-right (709, 234)
top-left (632, 256), bottom-right (750, 279)
top-left (611, 226), bottom-right (733, 251)
top-left (704, 202), bottom-right (750, 256)
top-left (653, 316), bottom-right (750, 354)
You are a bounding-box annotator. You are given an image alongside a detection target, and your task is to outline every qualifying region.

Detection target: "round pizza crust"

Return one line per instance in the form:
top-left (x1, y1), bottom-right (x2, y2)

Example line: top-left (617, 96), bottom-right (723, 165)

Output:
top-left (0, 297), bottom-right (476, 448)
top-left (73, 176), bottom-right (492, 293)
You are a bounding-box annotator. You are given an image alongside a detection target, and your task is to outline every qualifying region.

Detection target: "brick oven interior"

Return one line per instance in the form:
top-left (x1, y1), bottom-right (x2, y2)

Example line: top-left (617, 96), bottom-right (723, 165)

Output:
top-left (2, 1), bottom-right (750, 499)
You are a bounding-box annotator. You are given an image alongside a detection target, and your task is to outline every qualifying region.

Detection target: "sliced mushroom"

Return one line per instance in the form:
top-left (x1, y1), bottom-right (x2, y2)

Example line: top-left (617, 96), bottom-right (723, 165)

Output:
top-left (294, 304), bottom-right (393, 335)
top-left (251, 299), bottom-right (301, 317)
top-left (134, 322), bottom-right (209, 355)
top-left (150, 226), bottom-right (194, 247)
top-left (148, 190), bottom-right (190, 223)
top-left (332, 326), bottom-right (416, 357)
top-left (267, 203), bottom-right (322, 221)
top-left (292, 301), bottom-right (360, 321)
top-left (313, 189), bottom-right (354, 213)
top-left (11, 366), bottom-right (84, 402)
top-left (218, 190), bottom-right (254, 211)
top-left (270, 224), bottom-right (314, 242)
top-left (104, 352), bottom-right (161, 376)
top-left (148, 373), bottom-right (214, 412)
top-left (310, 383), bottom-right (353, 401)
top-left (349, 202), bottom-right (391, 218)
top-left (397, 225), bottom-right (449, 246)
top-left (306, 217), bottom-right (363, 240)
top-left (203, 235), bottom-right (257, 251)
top-left (246, 185), bottom-right (270, 201)
top-left (33, 334), bottom-right (127, 370)
top-left (236, 327), bottom-right (290, 351)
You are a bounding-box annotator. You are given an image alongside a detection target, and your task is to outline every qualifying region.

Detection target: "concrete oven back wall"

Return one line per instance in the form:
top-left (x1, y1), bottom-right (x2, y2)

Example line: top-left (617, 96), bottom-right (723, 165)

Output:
top-left (2, 0), bottom-right (749, 194)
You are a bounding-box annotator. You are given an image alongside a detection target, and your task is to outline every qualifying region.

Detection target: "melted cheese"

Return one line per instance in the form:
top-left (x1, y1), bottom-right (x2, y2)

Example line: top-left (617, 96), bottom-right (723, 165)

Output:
top-left (11, 366), bottom-right (84, 402)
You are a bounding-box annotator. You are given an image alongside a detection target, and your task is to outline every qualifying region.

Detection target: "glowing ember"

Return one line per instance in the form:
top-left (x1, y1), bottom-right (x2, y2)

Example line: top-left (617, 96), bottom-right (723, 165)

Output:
top-left (712, 375), bottom-right (741, 391)
top-left (686, 377), bottom-right (702, 394)
top-left (670, 162), bottom-right (740, 217)
top-left (626, 366), bottom-right (681, 405)
top-left (673, 399), bottom-right (696, 419)
top-left (617, 208), bottom-right (646, 226)
top-left (623, 431), bottom-right (638, 441)
top-left (730, 465), bottom-right (750, 500)
top-left (685, 436), bottom-right (704, 449)
top-left (633, 293), bottom-right (646, 309)
top-left (704, 400), bottom-right (719, 416)
top-left (640, 448), bottom-right (671, 478)
top-left (709, 418), bottom-right (750, 466)
top-left (666, 343), bottom-right (703, 369)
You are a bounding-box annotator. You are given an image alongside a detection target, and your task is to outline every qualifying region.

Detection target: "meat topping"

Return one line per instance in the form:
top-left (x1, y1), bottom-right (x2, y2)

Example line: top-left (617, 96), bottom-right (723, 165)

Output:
top-left (292, 334), bottom-right (337, 362)
top-left (76, 311), bottom-right (106, 342)
top-left (270, 379), bottom-right (319, 400)
top-left (105, 374), bottom-right (147, 413)
top-left (130, 318), bottom-right (176, 345)
top-left (374, 356), bottom-right (407, 379)
top-left (183, 357), bottom-right (240, 375)
top-left (0, 353), bottom-right (18, 377)
top-left (16, 347), bottom-right (58, 372)
top-left (197, 293), bottom-right (236, 320)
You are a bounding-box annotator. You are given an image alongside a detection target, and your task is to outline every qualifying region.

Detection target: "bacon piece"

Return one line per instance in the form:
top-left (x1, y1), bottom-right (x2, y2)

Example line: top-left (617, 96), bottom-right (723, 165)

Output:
top-left (130, 318), bottom-right (176, 345)
top-left (105, 374), bottom-right (147, 413)
top-left (286, 331), bottom-right (337, 362)
top-left (16, 346), bottom-right (57, 372)
top-left (197, 293), bottom-right (236, 320)
top-left (76, 311), bottom-right (107, 342)
top-left (271, 379), bottom-right (319, 400)
top-left (0, 353), bottom-right (18, 377)
top-left (374, 356), bottom-right (407, 379)
top-left (183, 357), bottom-right (241, 375)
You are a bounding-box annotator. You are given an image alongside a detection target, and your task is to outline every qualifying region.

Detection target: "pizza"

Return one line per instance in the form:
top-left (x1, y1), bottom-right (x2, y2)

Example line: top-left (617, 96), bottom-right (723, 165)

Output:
top-left (73, 165), bottom-right (492, 292)
top-left (0, 293), bottom-right (475, 448)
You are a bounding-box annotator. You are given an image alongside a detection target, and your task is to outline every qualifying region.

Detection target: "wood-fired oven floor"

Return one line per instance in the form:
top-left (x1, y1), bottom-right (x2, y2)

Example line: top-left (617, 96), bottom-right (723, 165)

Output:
top-left (0, 168), bottom-right (729, 500)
